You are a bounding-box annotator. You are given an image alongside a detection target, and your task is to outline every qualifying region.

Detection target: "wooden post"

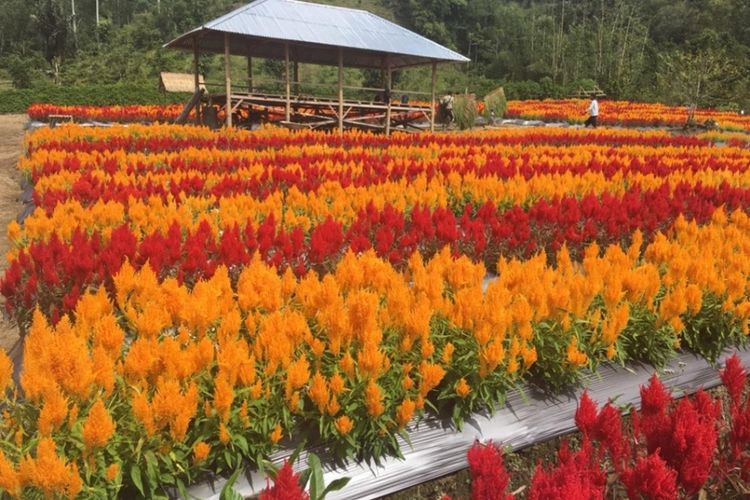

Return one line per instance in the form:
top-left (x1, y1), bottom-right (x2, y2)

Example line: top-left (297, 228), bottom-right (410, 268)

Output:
top-left (285, 43), bottom-right (291, 122)
top-left (193, 37), bottom-right (201, 123)
top-left (337, 48), bottom-right (344, 133)
top-left (385, 58), bottom-right (392, 136)
top-left (224, 33), bottom-right (232, 127)
top-left (247, 55), bottom-right (253, 93)
top-left (430, 62), bottom-right (437, 132)
top-left (294, 61), bottom-right (299, 86)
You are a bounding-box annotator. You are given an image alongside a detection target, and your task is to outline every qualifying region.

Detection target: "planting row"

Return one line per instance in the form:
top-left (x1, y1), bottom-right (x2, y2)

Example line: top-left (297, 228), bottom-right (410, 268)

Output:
top-left (506, 99), bottom-right (750, 132)
top-left (7, 185), bottom-right (750, 326)
top-left (27, 100), bottom-right (750, 132)
top-left (1, 211), bottom-right (750, 496)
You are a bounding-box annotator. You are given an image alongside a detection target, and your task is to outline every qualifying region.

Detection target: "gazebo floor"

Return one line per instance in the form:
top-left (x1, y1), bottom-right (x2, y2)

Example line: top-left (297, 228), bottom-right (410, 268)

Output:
top-left (202, 91), bottom-right (433, 131)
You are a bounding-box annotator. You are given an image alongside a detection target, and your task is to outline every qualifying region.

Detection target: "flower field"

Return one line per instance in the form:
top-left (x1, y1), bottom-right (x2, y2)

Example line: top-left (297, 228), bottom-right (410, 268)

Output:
top-left (506, 99), bottom-right (750, 132)
top-left (2, 123), bottom-right (750, 497)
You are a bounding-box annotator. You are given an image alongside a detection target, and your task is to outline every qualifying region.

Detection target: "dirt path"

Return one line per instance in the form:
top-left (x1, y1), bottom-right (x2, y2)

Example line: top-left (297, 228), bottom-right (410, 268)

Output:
top-left (0, 115), bottom-right (26, 352)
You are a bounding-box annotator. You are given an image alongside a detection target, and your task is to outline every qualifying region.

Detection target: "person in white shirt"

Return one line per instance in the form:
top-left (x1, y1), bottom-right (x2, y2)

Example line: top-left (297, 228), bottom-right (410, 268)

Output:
top-left (585, 97), bottom-right (599, 128)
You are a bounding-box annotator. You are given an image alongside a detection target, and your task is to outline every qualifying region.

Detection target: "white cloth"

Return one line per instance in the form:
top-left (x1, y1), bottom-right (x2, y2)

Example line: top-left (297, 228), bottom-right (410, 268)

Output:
top-left (588, 99), bottom-right (599, 116)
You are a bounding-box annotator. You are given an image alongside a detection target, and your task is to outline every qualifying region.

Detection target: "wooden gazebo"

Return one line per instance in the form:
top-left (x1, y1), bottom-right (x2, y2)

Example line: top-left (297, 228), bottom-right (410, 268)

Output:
top-left (164, 0), bottom-right (469, 133)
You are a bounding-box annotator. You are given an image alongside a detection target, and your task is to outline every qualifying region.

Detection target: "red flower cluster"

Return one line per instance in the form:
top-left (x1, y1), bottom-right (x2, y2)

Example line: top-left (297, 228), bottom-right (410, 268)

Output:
top-left (451, 354), bottom-right (750, 499)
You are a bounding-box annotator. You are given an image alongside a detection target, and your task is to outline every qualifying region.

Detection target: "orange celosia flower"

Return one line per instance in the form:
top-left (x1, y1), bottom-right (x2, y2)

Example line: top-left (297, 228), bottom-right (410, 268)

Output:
top-left (455, 378), bottom-right (471, 398)
top-left (339, 352), bottom-right (356, 379)
top-left (0, 350), bottom-right (13, 393)
top-left (335, 415), bottom-right (353, 435)
top-left (132, 392), bottom-right (155, 436)
top-left (441, 343), bottom-right (455, 364)
top-left (418, 361), bottom-right (446, 397)
top-left (566, 337), bottom-right (589, 368)
top-left (329, 372), bottom-right (345, 395)
top-left (213, 375), bottom-right (235, 422)
top-left (18, 438), bottom-right (81, 498)
top-left (365, 380), bottom-right (384, 418)
top-left (270, 423), bottom-right (283, 444)
top-left (395, 398), bottom-right (416, 429)
top-left (38, 386), bottom-right (68, 436)
top-left (193, 441), bottom-right (211, 463)
top-left (219, 423), bottom-right (231, 444)
top-left (105, 463), bottom-right (119, 482)
top-left (82, 399), bottom-right (116, 450)
top-left (326, 396), bottom-right (341, 416)
top-left (0, 450), bottom-right (20, 496)
top-left (308, 372), bottom-right (329, 413)
top-left (239, 400), bottom-right (250, 429)
top-left (286, 357), bottom-right (310, 394)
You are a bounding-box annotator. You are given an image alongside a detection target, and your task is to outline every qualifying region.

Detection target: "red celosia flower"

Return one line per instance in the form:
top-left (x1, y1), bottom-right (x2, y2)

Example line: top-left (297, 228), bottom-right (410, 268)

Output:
top-left (575, 390), bottom-right (598, 439)
top-left (466, 441), bottom-right (513, 500)
top-left (621, 453), bottom-right (678, 500)
top-left (528, 439), bottom-right (605, 500)
top-left (259, 460), bottom-right (309, 500)
top-left (721, 354), bottom-right (746, 409)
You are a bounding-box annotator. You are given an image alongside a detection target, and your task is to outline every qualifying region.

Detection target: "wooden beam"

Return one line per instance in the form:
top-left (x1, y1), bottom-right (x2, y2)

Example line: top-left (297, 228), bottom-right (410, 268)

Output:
top-left (337, 48), bottom-right (344, 133)
top-left (224, 33), bottom-right (232, 128)
top-left (430, 61), bottom-right (437, 132)
top-left (385, 57), bottom-right (392, 136)
top-left (285, 43), bottom-right (291, 122)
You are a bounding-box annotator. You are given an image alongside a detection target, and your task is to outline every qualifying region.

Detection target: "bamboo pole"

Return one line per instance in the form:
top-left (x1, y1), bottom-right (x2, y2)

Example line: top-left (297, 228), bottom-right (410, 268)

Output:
top-left (337, 48), bottom-right (344, 133)
top-left (385, 58), bottom-right (392, 136)
top-left (224, 33), bottom-right (232, 128)
top-left (285, 43), bottom-right (291, 122)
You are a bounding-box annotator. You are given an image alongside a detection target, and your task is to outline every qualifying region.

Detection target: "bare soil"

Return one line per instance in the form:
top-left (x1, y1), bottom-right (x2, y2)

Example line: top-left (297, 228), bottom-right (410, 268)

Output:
top-left (0, 114), bottom-right (26, 352)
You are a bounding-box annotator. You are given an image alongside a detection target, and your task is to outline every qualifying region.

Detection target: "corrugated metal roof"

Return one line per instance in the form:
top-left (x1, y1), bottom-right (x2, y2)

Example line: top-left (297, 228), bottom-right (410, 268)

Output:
top-left (165, 0), bottom-right (469, 69)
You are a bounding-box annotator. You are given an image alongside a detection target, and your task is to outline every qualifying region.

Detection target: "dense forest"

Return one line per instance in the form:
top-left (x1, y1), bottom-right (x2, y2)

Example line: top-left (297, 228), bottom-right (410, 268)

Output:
top-left (1, 0), bottom-right (748, 108)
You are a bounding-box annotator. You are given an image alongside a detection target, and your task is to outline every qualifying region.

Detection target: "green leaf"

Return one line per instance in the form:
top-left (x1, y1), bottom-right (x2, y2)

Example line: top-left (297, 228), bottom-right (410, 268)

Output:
top-left (307, 453), bottom-right (324, 500)
top-left (130, 464), bottom-right (145, 497)
top-left (220, 468), bottom-right (244, 500)
top-left (322, 477), bottom-right (351, 498)
top-left (298, 468), bottom-right (312, 489)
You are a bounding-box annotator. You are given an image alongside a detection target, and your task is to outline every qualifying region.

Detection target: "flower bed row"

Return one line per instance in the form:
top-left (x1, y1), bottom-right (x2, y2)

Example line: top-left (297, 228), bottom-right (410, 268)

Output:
top-left (6, 184), bottom-right (750, 326)
top-left (27, 104), bottom-right (189, 124)
top-left (27, 100), bottom-right (750, 132)
top-left (506, 99), bottom-right (750, 132)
